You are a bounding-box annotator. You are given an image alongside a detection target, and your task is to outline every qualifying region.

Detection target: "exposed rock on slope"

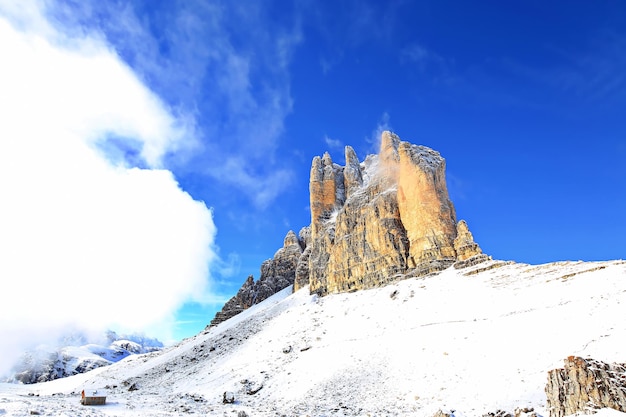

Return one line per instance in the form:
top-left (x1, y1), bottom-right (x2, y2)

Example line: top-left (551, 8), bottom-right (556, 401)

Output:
top-left (454, 220), bottom-right (490, 268)
top-left (210, 230), bottom-right (304, 327)
top-left (545, 356), bottom-right (626, 417)
top-left (212, 131), bottom-right (488, 322)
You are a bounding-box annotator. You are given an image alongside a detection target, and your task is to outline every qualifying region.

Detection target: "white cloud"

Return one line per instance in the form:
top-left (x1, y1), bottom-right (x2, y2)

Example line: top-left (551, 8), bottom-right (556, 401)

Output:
top-left (0, 1), bottom-right (217, 375)
top-left (62, 0), bottom-right (302, 209)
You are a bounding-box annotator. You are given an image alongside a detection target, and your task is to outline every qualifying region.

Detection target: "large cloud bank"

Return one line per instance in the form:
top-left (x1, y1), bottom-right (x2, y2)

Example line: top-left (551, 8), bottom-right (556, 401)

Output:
top-left (0, 2), bottom-right (217, 375)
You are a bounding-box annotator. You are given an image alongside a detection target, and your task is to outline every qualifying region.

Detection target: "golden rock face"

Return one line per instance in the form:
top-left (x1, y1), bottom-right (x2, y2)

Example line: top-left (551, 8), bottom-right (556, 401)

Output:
top-left (213, 131), bottom-right (489, 326)
top-left (300, 131), bottom-right (486, 295)
top-left (454, 220), bottom-right (483, 262)
top-left (396, 137), bottom-right (458, 265)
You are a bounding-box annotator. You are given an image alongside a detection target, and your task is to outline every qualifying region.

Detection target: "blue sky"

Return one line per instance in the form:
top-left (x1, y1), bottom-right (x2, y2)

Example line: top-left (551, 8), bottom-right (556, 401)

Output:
top-left (1, 0), bottom-right (625, 351)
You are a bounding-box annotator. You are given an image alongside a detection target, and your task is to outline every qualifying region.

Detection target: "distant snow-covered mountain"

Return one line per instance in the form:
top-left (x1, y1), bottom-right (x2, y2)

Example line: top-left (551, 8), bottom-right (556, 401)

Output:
top-left (4, 331), bottom-right (162, 384)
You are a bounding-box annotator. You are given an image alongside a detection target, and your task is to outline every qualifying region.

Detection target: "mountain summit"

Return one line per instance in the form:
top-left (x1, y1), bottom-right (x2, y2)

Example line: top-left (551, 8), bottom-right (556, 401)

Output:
top-left (212, 131), bottom-right (488, 325)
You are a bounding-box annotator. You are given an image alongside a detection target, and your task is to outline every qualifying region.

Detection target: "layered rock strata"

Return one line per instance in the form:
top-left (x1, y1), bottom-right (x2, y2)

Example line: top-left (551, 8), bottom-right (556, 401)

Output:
top-left (297, 131), bottom-right (487, 295)
top-left (209, 230), bottom-right (303, 327)
top-left (453, 220), bottom-right (491, 269)
top-left (211, 131), bottom-right (488, 323)
top-left (545, 356), bottom-right (626, 417)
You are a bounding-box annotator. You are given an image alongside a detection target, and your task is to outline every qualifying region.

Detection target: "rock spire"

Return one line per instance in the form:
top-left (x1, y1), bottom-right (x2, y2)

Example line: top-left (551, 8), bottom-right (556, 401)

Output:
top-left (211, 131), bottom-right (488, 324)
top-left (297, 131), bottom-right (487, 295)
top-left (209, 230), bottom-right (304, 327)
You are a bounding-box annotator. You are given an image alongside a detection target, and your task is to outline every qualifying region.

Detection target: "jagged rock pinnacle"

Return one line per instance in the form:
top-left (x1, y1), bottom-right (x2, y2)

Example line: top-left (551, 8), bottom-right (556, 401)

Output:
top-left (343, 145), bottom-right (363, 199)
top-left (211, 131), bottom-right (489, 323)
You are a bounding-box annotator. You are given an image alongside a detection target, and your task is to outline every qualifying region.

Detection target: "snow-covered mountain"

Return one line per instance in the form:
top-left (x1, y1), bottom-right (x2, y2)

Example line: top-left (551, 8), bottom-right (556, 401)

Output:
top-left (3, 331), bottom-right (162, 384)
top-left (0, 259), bottom-right (624, 416)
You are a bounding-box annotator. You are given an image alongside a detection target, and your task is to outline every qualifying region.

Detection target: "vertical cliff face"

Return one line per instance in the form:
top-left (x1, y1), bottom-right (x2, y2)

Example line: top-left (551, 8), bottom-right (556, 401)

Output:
top-left (300, 131), bottom-right (487, 295)
top-left (396, 138), bottom-right (458, 266)
top-left (309, 152), bottom-right (345, 236)
top-left (302, 142), bottom-right (413, 295)
top-left (211, 131), bottom-right (488, 324)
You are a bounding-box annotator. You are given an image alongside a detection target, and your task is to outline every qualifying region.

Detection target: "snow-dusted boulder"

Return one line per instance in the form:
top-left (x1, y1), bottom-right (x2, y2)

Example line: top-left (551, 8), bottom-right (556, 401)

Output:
top-left (546, 356), bottom-right (626, 417)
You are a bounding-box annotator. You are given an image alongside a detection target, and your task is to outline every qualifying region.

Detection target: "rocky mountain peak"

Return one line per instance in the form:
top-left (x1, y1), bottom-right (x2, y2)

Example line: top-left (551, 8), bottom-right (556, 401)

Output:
top-left (210, 229), bottom-right (304, 327)
top-left (380, 130), bottom-right (401, 165)
top-left (211, 131), bottom-right (488, 323)
top-left (343, 145), bottom-right (363, 199)
top-left (282, 230), bottom-right (299, 248)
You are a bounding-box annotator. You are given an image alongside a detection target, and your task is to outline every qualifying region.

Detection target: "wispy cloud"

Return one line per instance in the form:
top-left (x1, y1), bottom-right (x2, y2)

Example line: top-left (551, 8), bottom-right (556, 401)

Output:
top-left (458, 31), bottom-right (626, 112)
top-left (311, 0), bottom-right (404, 75)
top-left (320, 57), bottom-right (332, 75)
top-left (219, 156), bottom-right (295, 210)
top-left (368, 112), bottom-right (393, 151)
top-left (60, 1), bottom-right (303, 209)
top-left (175, 3), bottom-right (301, 206)
top-left (521, 32), bottom-right (626, 102)
top-left (0, 1), bottom-right (218, 374)
top-left (324, 134), bottom-right (343, 150)
top-left (400, 42), bottom-right (457, 85)
top-left (401, 43), bottom-right (430, 65)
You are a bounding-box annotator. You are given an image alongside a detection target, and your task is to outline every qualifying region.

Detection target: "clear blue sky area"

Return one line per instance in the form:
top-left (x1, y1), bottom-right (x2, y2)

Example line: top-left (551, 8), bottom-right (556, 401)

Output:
top-left (3, 1), bottom-right (625, 341)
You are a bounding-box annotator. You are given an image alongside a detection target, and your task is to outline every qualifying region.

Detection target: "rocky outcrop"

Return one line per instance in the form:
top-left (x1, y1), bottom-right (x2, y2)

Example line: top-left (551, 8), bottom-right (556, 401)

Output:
top-left (310, 152), bottom-right (345, 235)
top-left (209, 230), bottom-right (303, 327)
top-left (294, 226), bottom-right (312, 291)
top-left (453, 220), bottom-right (491, 268)
top-left (396, 135), bottom-right (458, 269)
top-left (545, 356), bottom-right (626, 417)
top-left (343, 146), bottom-right (363, 198)
top-left (298, 131), bottom-right (488, 295)
top-left (209, 276), bottom-right (253, 327)
top-left (481, 408), bottom-right (538, 417)
top-left (211, 131), bottom-right (488, 322)
top-left (307, 164), bottom-right (412, 295)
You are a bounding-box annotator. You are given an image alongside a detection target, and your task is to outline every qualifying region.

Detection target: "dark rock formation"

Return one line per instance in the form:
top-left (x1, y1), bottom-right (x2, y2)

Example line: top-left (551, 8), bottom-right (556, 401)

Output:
top-left (222, 391), bottom-right (235, 404)
top-left (209, 230), bottom-right (303, 327)
top-left (545, 356), bottom-right (626, 417)
top-left (481, 408), bottom-right (537, 417)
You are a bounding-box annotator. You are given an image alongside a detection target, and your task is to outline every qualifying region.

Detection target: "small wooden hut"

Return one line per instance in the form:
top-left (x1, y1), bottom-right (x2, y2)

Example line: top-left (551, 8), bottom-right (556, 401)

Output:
top-left (80, 388), bottom-right (107, 405)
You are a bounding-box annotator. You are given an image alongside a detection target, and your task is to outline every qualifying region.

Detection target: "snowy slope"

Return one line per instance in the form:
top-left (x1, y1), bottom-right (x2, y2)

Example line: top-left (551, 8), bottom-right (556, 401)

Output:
top-left (1, 260), bottom-right (625, 416)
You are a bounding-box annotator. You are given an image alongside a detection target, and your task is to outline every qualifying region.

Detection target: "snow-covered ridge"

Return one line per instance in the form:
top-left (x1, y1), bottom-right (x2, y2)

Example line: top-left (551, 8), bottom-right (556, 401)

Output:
top-left (1, 260), bottom-right (625, 416)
